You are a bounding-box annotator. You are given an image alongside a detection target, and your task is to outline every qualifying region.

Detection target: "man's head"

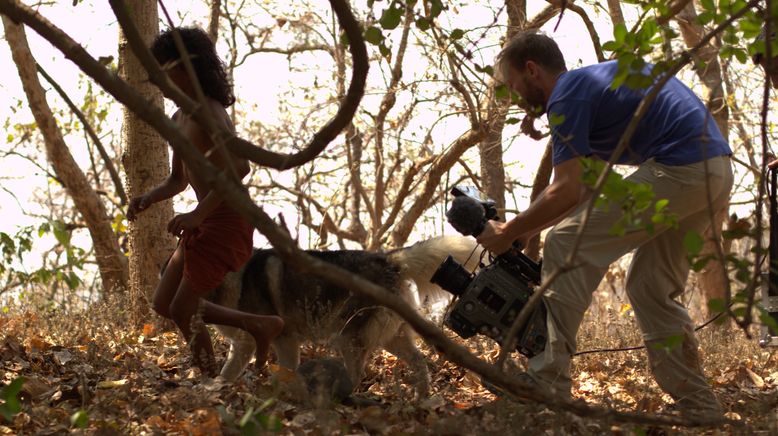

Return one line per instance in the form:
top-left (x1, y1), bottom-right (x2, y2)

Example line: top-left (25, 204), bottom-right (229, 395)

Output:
top-left (151, 26), bottom-right (235, 107)
top-left (755, 29), bottom-right (778, 89)
top-left (496, 31), bottom-right (567, 113)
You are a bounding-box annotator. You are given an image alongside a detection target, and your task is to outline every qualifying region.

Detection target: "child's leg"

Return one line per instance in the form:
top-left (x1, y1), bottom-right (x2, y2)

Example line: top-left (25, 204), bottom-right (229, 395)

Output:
top-left (199, 303), bottom-right (284, 370)
top-left (152, 244), bottom-right (184, 319)
top-left (169, 278), bottom-right (219, 377)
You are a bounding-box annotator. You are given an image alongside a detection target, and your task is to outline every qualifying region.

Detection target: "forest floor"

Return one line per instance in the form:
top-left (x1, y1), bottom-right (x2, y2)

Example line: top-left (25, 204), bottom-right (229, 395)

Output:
top-left (0, 294), bottom-right (776, 435)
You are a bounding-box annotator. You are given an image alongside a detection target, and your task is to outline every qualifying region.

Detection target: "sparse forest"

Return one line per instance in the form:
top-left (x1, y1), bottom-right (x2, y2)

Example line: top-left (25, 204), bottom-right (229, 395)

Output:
top-left (0, 0), bottom-right (777, 434)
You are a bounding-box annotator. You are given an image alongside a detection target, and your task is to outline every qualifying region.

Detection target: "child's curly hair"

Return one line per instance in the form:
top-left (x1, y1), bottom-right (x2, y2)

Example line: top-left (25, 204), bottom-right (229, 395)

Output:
top-left (151, 26), bottom-right (235, 107)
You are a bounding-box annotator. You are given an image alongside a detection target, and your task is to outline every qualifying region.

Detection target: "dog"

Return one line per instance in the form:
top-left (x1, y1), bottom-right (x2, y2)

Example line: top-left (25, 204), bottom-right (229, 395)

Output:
top-left (209, 235), bottom-right (479, 395)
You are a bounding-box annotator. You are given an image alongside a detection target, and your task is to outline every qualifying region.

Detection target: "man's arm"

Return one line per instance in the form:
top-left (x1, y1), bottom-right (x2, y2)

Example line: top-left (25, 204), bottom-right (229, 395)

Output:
top-left (476, 158), bottom-right (585, 254)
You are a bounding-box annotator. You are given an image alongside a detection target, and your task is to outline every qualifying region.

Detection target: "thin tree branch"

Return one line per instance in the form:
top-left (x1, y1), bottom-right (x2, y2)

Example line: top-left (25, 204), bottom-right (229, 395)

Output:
top-left (108, 0), bottom-right (368, 171)
top-left (36, 63), bottom-right (128, 205)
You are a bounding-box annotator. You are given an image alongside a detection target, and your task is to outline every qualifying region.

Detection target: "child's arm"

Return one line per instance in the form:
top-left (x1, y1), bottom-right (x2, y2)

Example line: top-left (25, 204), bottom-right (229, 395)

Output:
top-left (127, 149), bottom-right (188, 221)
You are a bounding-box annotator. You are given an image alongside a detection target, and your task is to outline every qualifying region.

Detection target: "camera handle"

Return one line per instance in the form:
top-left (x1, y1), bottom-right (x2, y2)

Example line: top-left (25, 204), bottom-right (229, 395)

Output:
top-left (446, 194), bottom-right (541, 284)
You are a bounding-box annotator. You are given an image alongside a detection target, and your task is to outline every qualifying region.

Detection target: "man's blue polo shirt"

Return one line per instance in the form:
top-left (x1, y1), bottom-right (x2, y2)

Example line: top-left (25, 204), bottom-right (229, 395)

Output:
top-left (547, 60), bottom-right (731, 166)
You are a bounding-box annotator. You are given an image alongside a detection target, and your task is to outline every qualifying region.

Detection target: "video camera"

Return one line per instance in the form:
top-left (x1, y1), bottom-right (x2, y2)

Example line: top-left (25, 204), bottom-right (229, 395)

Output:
top-left (430, 186), bottom-right (548, 357)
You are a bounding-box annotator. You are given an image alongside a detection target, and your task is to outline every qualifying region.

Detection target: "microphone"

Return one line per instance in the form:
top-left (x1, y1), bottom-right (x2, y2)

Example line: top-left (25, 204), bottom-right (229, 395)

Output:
top-left (446, 195), bottom-right (487, 236)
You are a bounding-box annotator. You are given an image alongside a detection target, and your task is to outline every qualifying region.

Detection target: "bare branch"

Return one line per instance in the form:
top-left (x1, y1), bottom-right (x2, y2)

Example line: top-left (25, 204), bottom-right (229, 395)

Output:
top-left (36, 63), bottom-right (128, 205)
top-left (208, 0), bottom-right (220, 42)
top-left (109, 0), bottom-right (368, 171)
top-left (567, 3), bottom-right (604, 62)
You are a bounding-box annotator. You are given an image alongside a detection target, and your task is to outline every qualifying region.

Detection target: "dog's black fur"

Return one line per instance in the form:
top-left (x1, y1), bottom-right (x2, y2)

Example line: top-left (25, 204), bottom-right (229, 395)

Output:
top-left (209, 236), bottom-right (479, 396)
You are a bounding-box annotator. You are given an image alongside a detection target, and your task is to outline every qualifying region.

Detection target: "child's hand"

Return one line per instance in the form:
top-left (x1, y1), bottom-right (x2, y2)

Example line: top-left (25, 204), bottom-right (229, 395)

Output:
top-left (167, 211), bottom-right (205, 237)
top-left (127, 195), bottom-right (152, 221)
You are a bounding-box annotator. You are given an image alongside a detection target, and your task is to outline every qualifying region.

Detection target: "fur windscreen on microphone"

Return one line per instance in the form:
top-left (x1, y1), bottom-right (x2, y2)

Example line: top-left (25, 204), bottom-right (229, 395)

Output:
top-left (446, 195), bottom-right (486, 236)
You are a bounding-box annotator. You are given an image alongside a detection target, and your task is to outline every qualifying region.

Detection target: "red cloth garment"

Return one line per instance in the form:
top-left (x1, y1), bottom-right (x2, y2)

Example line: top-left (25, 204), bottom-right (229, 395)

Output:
top-left (182, 202), bottom-right (254, 295)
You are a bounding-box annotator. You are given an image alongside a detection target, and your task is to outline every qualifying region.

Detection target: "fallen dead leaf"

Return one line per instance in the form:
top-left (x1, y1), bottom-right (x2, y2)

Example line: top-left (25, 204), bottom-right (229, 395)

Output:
top-left (743, 367), bottom-right (765, 388)
top-left (52, 349), bottom-right (73, 366)
top-left (142, 323), bottom-right (156, 337)
top-left (96, 379), bottom-right (128, 389)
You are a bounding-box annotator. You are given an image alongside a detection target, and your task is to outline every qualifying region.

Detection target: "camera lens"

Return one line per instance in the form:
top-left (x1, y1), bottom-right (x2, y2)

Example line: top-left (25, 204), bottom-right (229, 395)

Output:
top-left (431, 255), bottom-right (473, 296)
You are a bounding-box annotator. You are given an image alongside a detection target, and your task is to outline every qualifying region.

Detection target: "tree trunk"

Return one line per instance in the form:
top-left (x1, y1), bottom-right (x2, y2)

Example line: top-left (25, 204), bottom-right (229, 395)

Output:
top-left (675, 3), bottom-right (731, 318)
top-left (118, 1), bottom-right (175, 326)
top-left (606, 0), bottom-right (625, 29)
top-left (208, 0), bottom-right (221, 42)
top-left (477, 0), bottom-right (527, 214)
top-left (3, 16), bottom-right (128, 294)
top-left (525, 141), bottom-right (553, 261)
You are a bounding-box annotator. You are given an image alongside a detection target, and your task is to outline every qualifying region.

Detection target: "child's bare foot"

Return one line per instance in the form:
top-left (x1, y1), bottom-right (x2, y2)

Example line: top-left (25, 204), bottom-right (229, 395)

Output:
top-left (242, 315), bottom-right (284, 370)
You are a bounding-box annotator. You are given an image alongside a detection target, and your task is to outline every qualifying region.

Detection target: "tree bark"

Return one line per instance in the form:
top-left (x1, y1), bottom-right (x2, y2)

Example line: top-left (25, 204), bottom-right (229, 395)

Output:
top-left (606, 0), bottom-right (625, 28)
top-left (477, 0), bottom-right (527, 215)
top-left (208, 0), bottom-right (220, 42)
top-left (3, 16), bottom-right (128, 294)
top-left (118, 0), bottom-right (175, 325)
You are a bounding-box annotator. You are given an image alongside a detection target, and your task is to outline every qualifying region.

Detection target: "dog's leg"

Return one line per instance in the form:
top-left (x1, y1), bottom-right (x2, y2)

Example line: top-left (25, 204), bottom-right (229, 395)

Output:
top-left (217, 326), bottom-right (256, 381)
top-left (273, 334), bottom-right (301, 370)
top-left (384, 323), bottom-right (431, 397)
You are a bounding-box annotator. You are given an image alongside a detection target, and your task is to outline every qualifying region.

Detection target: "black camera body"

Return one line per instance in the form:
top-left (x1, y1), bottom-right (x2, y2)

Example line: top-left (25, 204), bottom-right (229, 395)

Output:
top-left (431, 186), bottom-right (548, 358)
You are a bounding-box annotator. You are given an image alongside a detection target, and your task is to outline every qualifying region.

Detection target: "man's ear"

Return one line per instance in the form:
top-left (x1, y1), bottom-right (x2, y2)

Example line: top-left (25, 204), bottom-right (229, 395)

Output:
top-left (524, 60), bottom-right (542, 78)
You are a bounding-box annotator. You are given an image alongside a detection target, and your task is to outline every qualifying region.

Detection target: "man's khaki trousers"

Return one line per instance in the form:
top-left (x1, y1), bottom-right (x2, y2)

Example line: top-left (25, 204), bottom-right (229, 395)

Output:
top-left (528, 156), bottom-right (732, 412)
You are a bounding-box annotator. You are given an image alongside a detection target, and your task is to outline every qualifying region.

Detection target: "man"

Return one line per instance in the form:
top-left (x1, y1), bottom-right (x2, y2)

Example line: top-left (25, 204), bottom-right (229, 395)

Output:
top-left (477, 31), bottom-right (732, 416)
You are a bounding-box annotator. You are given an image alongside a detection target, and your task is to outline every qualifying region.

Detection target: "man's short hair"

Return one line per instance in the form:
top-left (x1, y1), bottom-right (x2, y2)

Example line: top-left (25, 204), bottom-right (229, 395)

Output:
top-left (496, 31), bottom-right (566, 80)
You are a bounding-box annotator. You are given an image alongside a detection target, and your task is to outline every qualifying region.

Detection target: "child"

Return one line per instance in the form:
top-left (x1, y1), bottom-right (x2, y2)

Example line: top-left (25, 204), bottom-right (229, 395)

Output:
top-left (127, 26), bottom-right (283, 377)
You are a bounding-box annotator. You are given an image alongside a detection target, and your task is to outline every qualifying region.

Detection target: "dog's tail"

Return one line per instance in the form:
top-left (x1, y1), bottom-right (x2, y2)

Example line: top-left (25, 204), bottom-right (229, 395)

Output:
top-left (388, 235), bottom-right (481, 306)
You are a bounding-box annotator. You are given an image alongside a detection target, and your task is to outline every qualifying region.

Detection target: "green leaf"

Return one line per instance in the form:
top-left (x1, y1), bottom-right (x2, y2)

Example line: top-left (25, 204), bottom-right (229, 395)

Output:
top-left (614, 23), bottom-right (627, 43)
top-left (700, 0), bottom-right (715, 11)
top-left (415, 17), bottom-right (431, 31)
top-left (654, 198), bottom-right (669, 212)
top-left (52, 221), bottom-right (70, 246)
top-left (364, 26), bottom-right (383, 45)
top-left (70, 410), bottom-right (89, 428)
top-left (601, 40), bottom-right (621, 52)
top-left (549, 112), bottom-right (566, 127)
top-left (733, 48), bottom-right (748, 64)
top-left (64, 271), bottom-right (82, 290)
top-left (649, 334), bottom-right (684, 352)
top-left (449, 28), bottom-right (464, 40)
top-left (495, 84), bottom-right (509, 100)
top-left (505, 117), bottom-right (520, 125)
top-left (684, 231), bottom-right (704, 256)
top-left (707, 298), bottom-right (727, 314)
top-left (428, 0), bottom-right (443, 18)
top-left (475, 64), bottom-right (494, 76)
top-left (0, 377), bottom-right (25, 422)
top-left (758, 307), bottom-right (778, 336)
top-left (379, 43), bottom-right (391, 58)
top-left (379, 6), bottom-right (402, 30)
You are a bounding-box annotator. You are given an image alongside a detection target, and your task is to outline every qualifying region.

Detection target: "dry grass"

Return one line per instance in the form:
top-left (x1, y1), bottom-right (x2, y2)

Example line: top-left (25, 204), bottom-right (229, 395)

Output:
top-left (0, 274), bottom-right (776, 435)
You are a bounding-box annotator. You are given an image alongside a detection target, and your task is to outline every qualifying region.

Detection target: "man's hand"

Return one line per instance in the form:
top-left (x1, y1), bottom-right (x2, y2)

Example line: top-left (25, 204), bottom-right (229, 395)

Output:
top-left (127, 194), bottom-right (152, 221)
top-left (476, 220), bottom-right (516, 255)
top-left (167, 210), bottom-right (205, 237)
